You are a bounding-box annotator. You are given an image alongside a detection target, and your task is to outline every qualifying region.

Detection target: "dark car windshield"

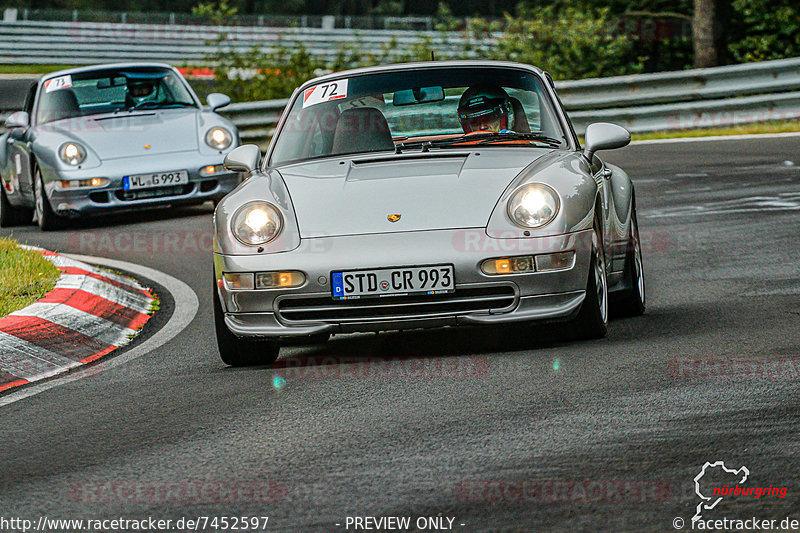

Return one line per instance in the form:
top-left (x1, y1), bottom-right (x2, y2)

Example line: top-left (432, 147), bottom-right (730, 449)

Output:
top-left (269, 67), bottom-right (567, 166)
top-left (36, 67), bottom-right (197, 124)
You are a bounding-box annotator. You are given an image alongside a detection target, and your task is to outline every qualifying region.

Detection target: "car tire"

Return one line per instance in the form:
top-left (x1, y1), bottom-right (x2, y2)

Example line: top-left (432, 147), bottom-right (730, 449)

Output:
top-left (34, 166), bottom-right (65, 231)
top-left (571, 221), bottom-right (609, 340)
top-left (612, 206), bottom-right (646, 317)
top-left (0, 183), bottom-right (33, 227)
top-left (213, 277), bottom-right (280, 367)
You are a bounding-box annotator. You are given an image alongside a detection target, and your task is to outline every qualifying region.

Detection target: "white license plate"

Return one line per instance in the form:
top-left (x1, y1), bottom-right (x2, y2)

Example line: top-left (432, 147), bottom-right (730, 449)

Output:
top-left (123, 170), bottom-right (189, 190)
top-left (331, 265), bottom-right (455, 300)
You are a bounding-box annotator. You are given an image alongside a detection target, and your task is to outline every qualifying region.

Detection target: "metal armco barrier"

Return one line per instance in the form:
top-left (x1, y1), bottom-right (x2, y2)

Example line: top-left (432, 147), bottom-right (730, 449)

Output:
top-left (219, 57), bottom-right (800, 140)
top-left (557, 57), bottom-right (800, 110)
top-left (0, 20), bottom-right (495, 65)
top-left (0, 17), bottom-right (798, 138)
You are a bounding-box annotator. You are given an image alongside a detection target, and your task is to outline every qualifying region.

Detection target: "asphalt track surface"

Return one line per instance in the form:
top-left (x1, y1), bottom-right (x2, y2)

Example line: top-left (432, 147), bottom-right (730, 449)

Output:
top-left (1, 136), bottom-right (799, 532)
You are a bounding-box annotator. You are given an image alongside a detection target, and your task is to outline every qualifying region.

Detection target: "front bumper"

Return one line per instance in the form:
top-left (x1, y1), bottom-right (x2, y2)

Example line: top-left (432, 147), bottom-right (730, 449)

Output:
top-left (214, 228), bottom-right (593, 338)
top-left (42, 151), bottom-right (241, 217)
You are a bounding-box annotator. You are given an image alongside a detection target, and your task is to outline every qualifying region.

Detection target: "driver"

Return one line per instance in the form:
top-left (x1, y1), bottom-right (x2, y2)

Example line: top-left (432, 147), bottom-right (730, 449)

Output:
top-left (457, 85), bottom-right (512, 133)
top-left (128, 80), bottom-right (156, 99)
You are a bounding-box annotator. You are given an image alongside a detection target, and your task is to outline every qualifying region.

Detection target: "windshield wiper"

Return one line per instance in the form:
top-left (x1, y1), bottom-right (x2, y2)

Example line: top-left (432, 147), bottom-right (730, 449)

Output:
top-left (128, 101), bottom-right (195, 112)
top-left (396, 131), bottom-right (562, 153)
top-left (469, 131), bottom-right (563, 148)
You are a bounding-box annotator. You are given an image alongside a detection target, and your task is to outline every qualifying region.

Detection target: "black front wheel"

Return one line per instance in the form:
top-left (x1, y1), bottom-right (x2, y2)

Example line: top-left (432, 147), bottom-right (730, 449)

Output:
top-left (571, 222), bottom-right (609, 340)
top-left (214, 278), bottom-right (280, 367)
top-left (611, 207), bottom-right (646, 317)
top-left (34, 167), bottom-right (65, 231)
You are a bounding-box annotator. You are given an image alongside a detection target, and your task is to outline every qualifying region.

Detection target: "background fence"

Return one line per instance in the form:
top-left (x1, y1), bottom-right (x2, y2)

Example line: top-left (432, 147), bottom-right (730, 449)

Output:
top-left (3, 8), bottom-right (450, 30)
top-left (0, 19), bottom-right (495, 65)
top-left (218, 56), bottom-right (800, 139)
top-left (1, 16), bottom-right (798, 138)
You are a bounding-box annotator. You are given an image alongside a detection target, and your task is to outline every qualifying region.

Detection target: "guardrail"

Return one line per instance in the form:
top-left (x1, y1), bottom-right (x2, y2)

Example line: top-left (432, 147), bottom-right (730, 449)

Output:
top-left (220, 57), bottom-right (800, 140)
top-left (558, 57), bottom-right (800, 110)
top-left (1, 19), bottom-right (798, 139)
top-left (222, 99), bottom-right (290, 141)
top-left (0, 20), bottom-right (494, 65)
top-left (4, 8), bottom-right (447, 30)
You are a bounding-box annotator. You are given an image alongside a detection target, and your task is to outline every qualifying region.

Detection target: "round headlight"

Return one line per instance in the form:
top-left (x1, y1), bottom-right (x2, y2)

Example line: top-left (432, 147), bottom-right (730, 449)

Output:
top-left (59, 142), bottom-right (87, 166)
top-left (507, 183), bottom-right (560, 229)
top-left (206, 127), bottom-right (232, 151)
top-left (231, 201), bottom-right (283, 246)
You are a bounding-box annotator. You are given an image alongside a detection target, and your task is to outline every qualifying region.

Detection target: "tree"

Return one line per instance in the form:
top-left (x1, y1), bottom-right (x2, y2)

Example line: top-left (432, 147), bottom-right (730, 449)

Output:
top-left (693, 0), bottom-right (718, 66)
top-left (728, 0), bottom-right (800, 63)
top-left (491, 6), bottom-right (646, 80)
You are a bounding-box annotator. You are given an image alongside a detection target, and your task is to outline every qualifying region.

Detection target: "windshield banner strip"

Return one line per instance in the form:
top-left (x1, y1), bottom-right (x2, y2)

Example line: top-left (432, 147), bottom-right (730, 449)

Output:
top-left (303, 80), bottom-right (349, 108)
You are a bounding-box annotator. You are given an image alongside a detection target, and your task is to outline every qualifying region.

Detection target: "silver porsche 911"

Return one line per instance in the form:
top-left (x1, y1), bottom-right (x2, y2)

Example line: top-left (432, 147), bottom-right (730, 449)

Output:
top-left (213, 60), bottom-right (646, 366)
top-left (0, 63), bottom-right (241, 230)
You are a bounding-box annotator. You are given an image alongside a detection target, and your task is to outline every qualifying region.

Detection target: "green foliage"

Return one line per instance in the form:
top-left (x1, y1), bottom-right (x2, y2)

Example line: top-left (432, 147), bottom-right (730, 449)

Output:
top-left (148, 295), bottom-right (160, 316)
top-left (189, 0), bottom-right (800, 103)
top-left (191, 0), bottom-right (238, 25)
top-left (434, 2), bottom-right (461, 31)
top-left (728, 0), bottom-right (800, 63)
top-left (209, 41), bottom-right (326, 102)
top-left (330, 34), bottom-right (438, 71)
top-left (371, 1), bottom-right (404, 15)
top-left (488, 5), bottom-right (646, 80)
top-left (200, 3), bottom-right (648, 101)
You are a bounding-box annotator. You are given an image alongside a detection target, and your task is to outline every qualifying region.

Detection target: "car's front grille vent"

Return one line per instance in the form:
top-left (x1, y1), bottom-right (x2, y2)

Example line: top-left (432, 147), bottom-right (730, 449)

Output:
top-left (114, 184), bottom-right (192, 201)
top-left (199, 179), bottom-right (218, 192)
top-left (89, 191), bottom-right (109, 203)
top-left (276, 285), bottom-right (517, 323)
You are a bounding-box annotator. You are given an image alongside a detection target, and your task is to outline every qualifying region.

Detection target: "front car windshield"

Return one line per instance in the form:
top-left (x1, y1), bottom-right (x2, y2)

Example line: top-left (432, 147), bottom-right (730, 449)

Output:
top-left (270, 66), bottom-right (568, 167)
top-left (36, 67), bottom-right (197, 125)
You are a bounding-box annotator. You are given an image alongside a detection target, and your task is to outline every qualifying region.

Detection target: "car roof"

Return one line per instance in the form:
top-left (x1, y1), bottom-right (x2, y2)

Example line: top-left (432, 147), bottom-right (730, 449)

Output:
top-left (297, 60), bottom-right (546, 92)
top-left (39, 62), bottom-right (178, 82)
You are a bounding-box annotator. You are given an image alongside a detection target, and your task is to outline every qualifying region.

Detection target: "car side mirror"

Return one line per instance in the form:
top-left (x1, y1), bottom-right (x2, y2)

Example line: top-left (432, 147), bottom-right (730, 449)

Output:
top-left (583, 122), bottom-right (630, 160)
top-left (224, 144), bottom-right (260, 173)
top-left (207, 93), bottom-right (231, 111)
top-left (4, 111), bottom-right (29, 130)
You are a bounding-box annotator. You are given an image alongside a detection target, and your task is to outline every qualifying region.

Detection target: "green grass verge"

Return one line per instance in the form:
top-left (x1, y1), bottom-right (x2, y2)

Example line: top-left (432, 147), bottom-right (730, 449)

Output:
top-left (575, 120), bottom-right (800, 145)
top-left (0, 64), bottom-right (81, 75)
top-left (0, 238), bottom-right (60, 317)
top-left (629, 119), bottom-right (800, 141)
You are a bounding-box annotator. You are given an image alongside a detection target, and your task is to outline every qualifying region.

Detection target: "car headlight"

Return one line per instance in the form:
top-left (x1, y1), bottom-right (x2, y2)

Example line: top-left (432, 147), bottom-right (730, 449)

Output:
top-left (59, 142), bottom-right (87, 166)
top-left (231, 201), bottom-right (283, 246)
top-left (206, 127), bottom-right (232, 151)
top-left (507, 183), bottom-right (560, 229)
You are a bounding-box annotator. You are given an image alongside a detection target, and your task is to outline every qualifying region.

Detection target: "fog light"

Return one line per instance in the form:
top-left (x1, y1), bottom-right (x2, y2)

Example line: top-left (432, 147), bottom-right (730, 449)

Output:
top-left (481, 256), bottom-right (534, 275)
top-left (255, 271), bottom-right (305, 289)
top-left (495, 258), bottom-right (511, 274)
top-left (200, 164), bottom-right (226, 177)
top-left (223, 272), bottom-right (254, 290)
top-left (535, 251), bottom-right (576, 272)
top-left (57, 178), bottom-right (109, 190)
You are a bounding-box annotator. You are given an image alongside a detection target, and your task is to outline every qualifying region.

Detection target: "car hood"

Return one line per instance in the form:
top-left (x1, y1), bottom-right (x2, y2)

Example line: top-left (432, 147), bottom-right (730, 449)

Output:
top-left (38, 110), bottom-right (199, 159)
top-left (275, 149), bottom-right (553, 238)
